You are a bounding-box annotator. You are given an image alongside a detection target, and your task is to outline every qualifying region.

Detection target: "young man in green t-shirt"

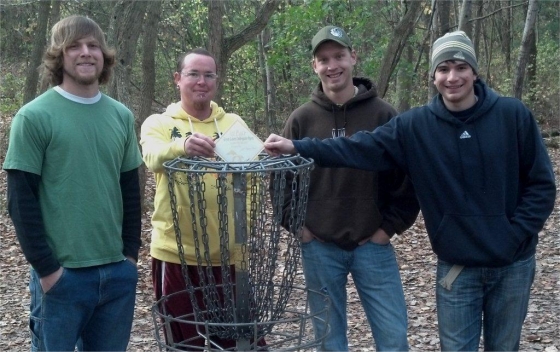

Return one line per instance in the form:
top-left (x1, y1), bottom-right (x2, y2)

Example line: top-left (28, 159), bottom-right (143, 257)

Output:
top-left (3, 15), bottom-right (143, 351)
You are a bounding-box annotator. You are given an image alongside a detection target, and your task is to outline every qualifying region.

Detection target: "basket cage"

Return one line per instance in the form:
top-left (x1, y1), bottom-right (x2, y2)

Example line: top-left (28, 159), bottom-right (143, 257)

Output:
top-left (153, 154), bottom-right (319, 346)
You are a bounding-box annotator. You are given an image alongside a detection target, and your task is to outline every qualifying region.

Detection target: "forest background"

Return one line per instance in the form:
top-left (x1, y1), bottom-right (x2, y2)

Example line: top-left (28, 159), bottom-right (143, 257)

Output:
top-left (1, 0), bottom-right (559, 157)
top-left (0, 0), bottom-right (559, 350)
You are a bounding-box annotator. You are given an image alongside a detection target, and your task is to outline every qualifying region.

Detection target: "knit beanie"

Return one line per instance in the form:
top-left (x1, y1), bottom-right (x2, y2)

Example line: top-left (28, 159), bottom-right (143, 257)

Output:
top-left (431, 31), bottom-right (478, 77)
top-left (311, 26), bottom-right (352, 55)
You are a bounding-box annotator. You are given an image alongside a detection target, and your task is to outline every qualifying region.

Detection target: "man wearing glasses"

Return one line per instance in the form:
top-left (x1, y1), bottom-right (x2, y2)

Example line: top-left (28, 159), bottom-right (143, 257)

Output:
top-left (140, 48), bottom-right (253, 348)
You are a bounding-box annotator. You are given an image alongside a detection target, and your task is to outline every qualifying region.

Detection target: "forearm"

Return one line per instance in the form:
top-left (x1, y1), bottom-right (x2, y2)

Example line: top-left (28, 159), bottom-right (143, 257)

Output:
top-left (120, 168), bottom-right (142, 261)
top-left (511, 118), bottom-right (556, 239)
top-left (294, 132), bottom-right (394, 171)
top-left (511, 166), bottom-right (556, 239)
top-left (141, 139), bottom-right (186, 172)
top-left (379, 171), bottom-right (420, 236)
top-left (140, 122), bottom-right (186, 172)
top-left (6, 170), bottom-right (60, 277)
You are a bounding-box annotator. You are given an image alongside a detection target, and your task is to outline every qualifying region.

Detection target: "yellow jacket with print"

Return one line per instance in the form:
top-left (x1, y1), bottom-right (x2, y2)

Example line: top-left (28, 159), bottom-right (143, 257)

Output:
top-left (140, 101), bottom-right (249, 265)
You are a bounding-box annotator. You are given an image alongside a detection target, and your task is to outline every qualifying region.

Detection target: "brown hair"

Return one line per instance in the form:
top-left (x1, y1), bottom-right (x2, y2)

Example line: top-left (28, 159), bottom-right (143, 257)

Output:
top-left (175, 48), bottom-right (217, 73)
top-left (41, 15), bottom-right (116, 86)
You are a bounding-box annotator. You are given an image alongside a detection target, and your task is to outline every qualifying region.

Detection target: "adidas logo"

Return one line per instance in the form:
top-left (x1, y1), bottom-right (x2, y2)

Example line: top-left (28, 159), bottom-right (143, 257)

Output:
top-left (460, 131), bottom-right (471, 139)
top-left (453, 51), bottom-right (466, 60)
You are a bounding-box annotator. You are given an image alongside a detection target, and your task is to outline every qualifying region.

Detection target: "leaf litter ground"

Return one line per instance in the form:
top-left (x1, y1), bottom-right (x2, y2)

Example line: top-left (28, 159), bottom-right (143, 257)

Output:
top-left (1, 149), bottom-right (559, 351)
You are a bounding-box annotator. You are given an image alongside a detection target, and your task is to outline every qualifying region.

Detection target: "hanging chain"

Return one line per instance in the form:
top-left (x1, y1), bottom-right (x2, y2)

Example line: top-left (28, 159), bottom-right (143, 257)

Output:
top-left (163, 155), bottom-right (313, 341)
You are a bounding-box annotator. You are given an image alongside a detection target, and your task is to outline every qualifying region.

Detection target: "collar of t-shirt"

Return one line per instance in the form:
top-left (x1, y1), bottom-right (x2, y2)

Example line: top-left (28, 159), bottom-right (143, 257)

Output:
top-left (449, 95), bottom-right (481, 122)
top-left (54, 86), bottom-right (102, 104)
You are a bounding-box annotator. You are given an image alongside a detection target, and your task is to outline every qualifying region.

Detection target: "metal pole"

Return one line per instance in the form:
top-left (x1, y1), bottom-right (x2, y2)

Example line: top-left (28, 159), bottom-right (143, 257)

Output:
top-left (233, 173), bottom-right (251, 350)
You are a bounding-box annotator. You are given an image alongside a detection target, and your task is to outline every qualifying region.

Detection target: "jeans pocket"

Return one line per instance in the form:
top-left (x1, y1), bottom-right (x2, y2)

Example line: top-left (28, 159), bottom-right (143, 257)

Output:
top-left (368, 239), bottom-right (391, 246)
top-left (43, 268), bottom-right (67, 295)
top-left (29, 315), bottom-right (42, 352)
top-left (123, 258), bottom-right (137, 268)
top-left (300, 237), bottom-right (315, 245)
top-left (514, 254), bottom-right (535, 265)
top-left (120, 259), bottom-right (139, 287)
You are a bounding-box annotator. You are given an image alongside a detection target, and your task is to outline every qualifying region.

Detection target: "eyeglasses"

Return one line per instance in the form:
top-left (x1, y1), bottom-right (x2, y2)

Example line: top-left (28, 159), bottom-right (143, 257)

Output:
top-left (181, 71), bottom-right (218, 81)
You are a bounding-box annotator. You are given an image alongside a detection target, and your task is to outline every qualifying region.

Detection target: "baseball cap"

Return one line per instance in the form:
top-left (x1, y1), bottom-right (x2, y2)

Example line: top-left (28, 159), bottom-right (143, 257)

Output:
top-left (311, 26), bottom-right (351, 55)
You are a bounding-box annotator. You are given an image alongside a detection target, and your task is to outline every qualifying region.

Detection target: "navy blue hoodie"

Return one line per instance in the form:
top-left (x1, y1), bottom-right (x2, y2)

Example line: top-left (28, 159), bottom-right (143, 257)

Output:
top-left (294, 79), bottom-right (556, 267)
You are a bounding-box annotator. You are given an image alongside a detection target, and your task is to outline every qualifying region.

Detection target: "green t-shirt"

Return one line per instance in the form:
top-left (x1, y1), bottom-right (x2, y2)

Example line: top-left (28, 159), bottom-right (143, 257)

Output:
top-left (3, 88), bottom-right (143, 268)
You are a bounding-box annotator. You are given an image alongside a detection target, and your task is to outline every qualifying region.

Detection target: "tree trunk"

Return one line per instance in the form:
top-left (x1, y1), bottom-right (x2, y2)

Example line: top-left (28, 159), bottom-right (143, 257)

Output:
top-left (137, 0), bottom-right (162, 208)
top-left (107, 0), bottom-right (148, 110)
top-left (437, 0), bottom-right (451, 34)
top-left (472, 0), bottom-right (484, 65)
top-left (484, 18), bottom-right (495, 86)
top-left (429, 0), bottom-right (449, 98)
top-left (502, 0), bottom-right (513, 74)
top-left (376, 0), bottom-right (422, 98)
top-left (397, 45), bottom-right (413, 113)
top-left (257, 33), bottom-right (269, 134)
top-left (207, 0), bottom-right (225, 104)
top-left (458, 0), bottom-right (473, 35)
top-left (39, 0), bottom-right (61, 93)
top-left (526, 27), bottom-right (538, 104)
top-left (48, 0), bottom-right (60, 27)
top-left (513, 0), bottom-right (538, 99)
top-left (23, 0), bottom-right (50, 104)
top-left (258, 27), bottom-right (276, 135)
top-left (206, 0), bottom-right (279, 103)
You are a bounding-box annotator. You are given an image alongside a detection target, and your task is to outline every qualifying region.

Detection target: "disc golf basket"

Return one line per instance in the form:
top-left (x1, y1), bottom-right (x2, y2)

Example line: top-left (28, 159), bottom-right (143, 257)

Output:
top-left (152, 154), bottom-right (330, 351)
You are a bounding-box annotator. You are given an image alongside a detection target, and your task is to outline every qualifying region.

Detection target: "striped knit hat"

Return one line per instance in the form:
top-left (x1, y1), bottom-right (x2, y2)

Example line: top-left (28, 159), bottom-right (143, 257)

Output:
top-left (431, 31), bottom-right (477, 77)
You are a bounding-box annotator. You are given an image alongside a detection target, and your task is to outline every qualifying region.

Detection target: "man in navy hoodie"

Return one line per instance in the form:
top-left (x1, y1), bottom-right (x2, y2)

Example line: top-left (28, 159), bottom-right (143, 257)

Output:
top-left (264, 31), bottom-right (556, 351)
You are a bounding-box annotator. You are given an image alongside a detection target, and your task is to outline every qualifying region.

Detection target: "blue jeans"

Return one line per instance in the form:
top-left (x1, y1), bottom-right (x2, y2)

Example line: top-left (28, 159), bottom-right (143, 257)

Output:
top-left (29, 259), bottom-right (138, 351)
top-left (436, 255), bottom-right (535, 351)
top-left (301, 240), bottom-right (408, 351)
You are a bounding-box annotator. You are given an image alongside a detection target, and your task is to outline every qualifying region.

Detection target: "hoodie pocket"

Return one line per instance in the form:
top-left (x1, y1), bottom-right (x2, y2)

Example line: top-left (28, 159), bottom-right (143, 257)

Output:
top-left (432, 214), bottom-right (521, 267)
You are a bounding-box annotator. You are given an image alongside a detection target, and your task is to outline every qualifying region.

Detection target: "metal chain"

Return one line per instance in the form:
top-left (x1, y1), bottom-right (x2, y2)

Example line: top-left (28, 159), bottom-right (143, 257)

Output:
top-left (163, 155), bottom-right (313, 341)
top-left (166, 167), bottom-right (201, 321)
